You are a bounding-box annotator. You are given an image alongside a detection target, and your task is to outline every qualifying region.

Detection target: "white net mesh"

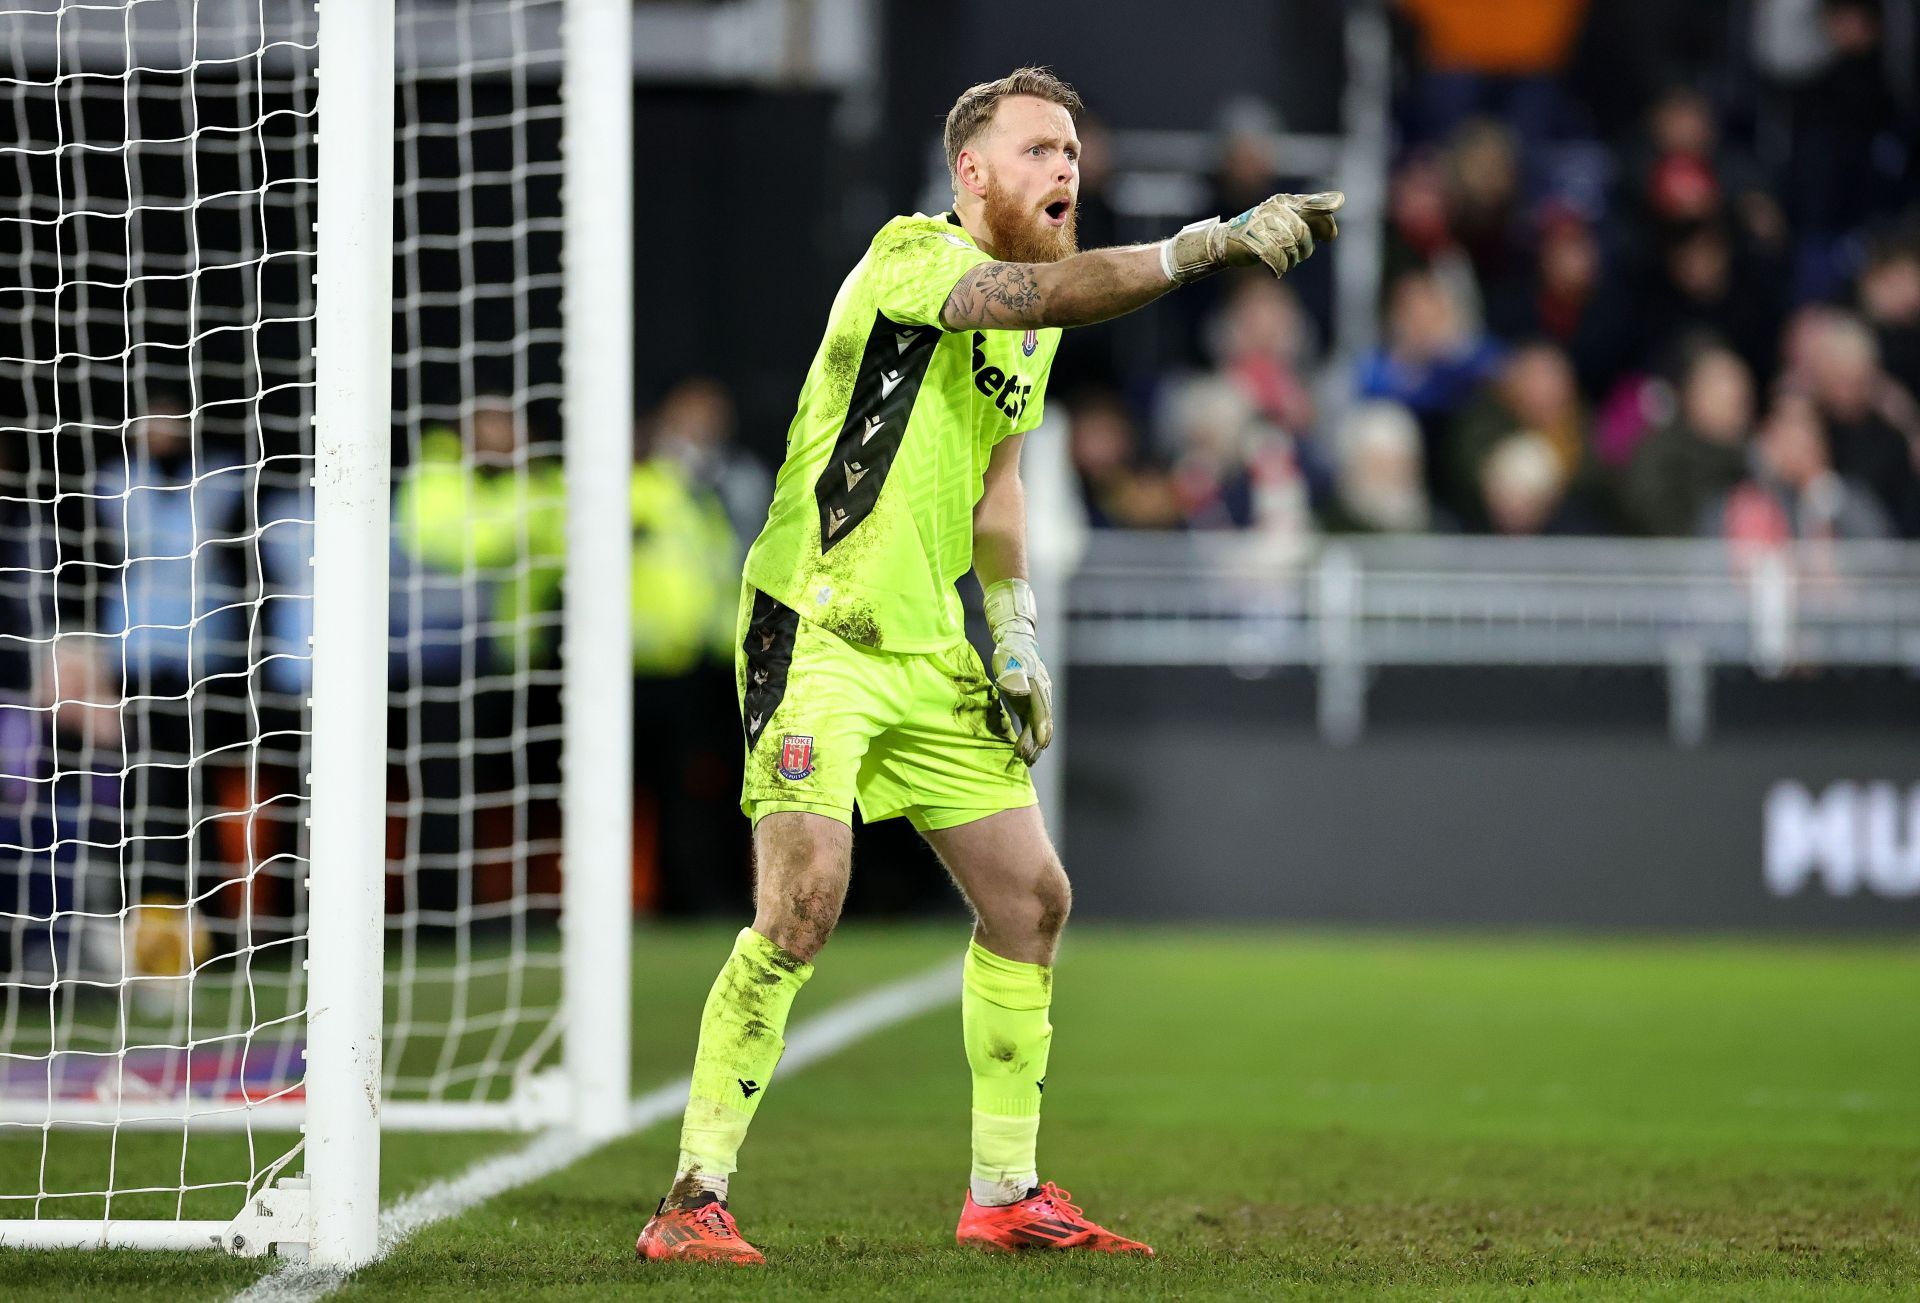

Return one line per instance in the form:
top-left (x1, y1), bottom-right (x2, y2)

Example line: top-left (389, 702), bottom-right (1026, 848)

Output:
top-left (2, 0), bottom-right (575, 1230)
top-left (385, 0), bottom-right (566, 1107)
top-left (0, 0), bottom-right (319, 1219)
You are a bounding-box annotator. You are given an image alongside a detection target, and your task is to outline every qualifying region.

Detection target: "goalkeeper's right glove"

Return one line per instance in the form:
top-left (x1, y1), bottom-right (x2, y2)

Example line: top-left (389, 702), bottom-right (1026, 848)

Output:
top-left (1161, 191), bottom-right (1344, 284)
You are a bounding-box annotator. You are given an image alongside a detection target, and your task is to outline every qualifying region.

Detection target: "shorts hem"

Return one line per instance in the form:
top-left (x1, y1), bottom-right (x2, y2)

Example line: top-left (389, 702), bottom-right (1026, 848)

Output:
top-left (745, 799), bottom-right (852, 828)
top-left (898, 797), bottom-right (1038, 834)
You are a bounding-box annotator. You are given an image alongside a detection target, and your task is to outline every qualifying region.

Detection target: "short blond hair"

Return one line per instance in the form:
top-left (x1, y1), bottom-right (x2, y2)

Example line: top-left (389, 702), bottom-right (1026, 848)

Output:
top-left (943, 66), bottom-right (1083, 185)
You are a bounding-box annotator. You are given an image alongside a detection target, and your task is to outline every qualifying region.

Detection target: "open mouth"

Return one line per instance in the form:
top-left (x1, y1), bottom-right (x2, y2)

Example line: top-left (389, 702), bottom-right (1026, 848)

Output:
top-left (1043, 199), bottom-right (1070, 225)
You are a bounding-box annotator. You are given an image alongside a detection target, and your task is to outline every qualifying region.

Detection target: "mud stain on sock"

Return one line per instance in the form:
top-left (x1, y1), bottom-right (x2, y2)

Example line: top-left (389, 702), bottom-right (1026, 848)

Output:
top-left (665, 1166), bottom-right (712, 1210)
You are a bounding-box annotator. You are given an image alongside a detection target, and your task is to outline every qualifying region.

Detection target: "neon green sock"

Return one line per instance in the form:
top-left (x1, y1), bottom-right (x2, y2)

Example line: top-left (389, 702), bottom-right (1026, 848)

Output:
top-left (962, 939), bottom-right (1053, 1203)
top-left (674, 928), bottom-right (813, 1187)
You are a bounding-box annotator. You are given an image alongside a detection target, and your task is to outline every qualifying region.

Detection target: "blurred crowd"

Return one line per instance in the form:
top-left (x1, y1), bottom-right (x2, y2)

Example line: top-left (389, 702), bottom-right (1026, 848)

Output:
top-left (0, 377), bottom-right (766, 974)
top-left (1062, 0), bottom-right (1920, 545)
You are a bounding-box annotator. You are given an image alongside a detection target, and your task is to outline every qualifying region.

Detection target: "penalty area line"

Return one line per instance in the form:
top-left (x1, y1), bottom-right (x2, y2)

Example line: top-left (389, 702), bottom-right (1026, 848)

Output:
top-left (230, 959), bottom-right (960, 1303)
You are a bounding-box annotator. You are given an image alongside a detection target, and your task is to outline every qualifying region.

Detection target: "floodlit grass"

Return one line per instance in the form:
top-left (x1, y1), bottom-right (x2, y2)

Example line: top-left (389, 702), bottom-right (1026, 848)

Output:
top-left (6, 926), bottom-right (1919, 1300)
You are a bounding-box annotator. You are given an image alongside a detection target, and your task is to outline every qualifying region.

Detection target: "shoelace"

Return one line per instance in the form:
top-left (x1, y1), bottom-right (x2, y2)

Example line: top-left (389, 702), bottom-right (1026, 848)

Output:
top-left (692, 1203), bottom-right (736, 1239)
top-left (1032, 1182), bottom-right (1084, 1222)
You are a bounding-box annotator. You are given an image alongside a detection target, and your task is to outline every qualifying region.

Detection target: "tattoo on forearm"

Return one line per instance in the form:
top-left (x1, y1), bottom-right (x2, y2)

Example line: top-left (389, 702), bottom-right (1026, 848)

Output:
top-left (945, 262), bottom-right (1043, 328)
top-left (942, 246), bottom-right (1175, 331)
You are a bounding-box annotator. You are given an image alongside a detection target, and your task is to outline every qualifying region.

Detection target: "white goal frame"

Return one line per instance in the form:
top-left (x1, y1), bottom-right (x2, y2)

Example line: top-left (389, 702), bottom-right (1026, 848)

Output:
top-left (0, 0), bottom-right (633, 1264)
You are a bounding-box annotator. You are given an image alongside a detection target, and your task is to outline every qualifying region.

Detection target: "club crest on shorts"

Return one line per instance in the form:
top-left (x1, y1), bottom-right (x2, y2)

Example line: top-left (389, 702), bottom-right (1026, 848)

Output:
top-left (777, 734), bottom-right (815, 781)
top-left (1022, 328), bottom-right (1038, 357)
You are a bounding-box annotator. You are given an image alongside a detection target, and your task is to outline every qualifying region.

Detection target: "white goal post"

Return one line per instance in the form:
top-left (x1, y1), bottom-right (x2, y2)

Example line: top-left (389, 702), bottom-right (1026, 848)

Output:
top-left (0, 0), bottom-right (632, 1262)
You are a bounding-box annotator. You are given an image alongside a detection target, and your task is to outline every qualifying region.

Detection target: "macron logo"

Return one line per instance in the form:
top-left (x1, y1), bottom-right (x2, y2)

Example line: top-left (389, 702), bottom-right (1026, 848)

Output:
top-left (861, 415), bottom-right (885, 445)
top-left (844, 461), bottom-right (868, 492)
top-left (879, 369), bottom-right (904, 399)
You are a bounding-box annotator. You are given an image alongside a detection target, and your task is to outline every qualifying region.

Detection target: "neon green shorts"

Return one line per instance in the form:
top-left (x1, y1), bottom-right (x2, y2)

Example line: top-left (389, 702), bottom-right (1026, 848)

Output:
top-left (737, 585), bottom-right (1035, 832)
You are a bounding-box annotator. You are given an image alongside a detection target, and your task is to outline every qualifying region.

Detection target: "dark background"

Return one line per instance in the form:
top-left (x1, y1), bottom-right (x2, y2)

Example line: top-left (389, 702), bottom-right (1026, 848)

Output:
top-left (1064, 666), bottom-right (1920, 928)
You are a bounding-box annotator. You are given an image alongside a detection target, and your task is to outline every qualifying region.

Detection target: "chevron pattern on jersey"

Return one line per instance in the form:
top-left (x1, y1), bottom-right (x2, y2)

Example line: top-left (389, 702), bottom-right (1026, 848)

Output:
top-left (813, 311), bottom-right (940, 551)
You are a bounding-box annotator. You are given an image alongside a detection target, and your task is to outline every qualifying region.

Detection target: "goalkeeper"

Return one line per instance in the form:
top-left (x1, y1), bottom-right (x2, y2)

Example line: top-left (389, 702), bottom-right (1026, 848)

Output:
top-left (638, 66), bottom-right (1340, 1265)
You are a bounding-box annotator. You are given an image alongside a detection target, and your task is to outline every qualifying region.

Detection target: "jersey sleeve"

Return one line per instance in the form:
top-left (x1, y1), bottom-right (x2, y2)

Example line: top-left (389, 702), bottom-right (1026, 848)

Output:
top-left (866, 223), bottom-right (993, 330)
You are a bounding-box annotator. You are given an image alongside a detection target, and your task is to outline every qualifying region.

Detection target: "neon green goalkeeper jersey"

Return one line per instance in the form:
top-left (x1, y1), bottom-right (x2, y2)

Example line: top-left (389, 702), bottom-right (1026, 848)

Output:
top-left (741, 212), bottom-right (1061, 653)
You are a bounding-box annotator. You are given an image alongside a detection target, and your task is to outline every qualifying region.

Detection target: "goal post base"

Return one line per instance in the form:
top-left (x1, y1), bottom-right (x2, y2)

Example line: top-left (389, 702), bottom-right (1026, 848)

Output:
top-left (0, 1176), bottom-right (312, 1258)
top-left (0, 1219), bottom-right (232, 1253)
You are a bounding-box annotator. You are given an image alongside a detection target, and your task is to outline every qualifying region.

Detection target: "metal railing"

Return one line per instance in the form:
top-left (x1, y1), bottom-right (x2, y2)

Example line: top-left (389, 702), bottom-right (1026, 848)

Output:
top-left (1064, 532), bottom-right (1920, 745)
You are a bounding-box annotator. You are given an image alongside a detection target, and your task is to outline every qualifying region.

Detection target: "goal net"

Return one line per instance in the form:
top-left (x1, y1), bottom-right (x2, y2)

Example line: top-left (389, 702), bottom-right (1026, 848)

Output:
top-left (1, 0), bottom-right (630, 1255)
top-left (385, 0), bottom-right (569, 1122)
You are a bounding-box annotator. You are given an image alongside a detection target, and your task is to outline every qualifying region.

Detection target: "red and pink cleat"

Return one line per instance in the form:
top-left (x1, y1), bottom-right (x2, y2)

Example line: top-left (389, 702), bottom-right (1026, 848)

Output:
top-left (635, 1192), bottom-right (765, 1266)
top-left (956, 1181), bottom-right (1154, 1256)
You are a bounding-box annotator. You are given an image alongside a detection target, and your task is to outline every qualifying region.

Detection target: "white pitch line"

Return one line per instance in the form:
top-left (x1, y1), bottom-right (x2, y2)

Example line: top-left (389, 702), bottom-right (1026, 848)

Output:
top-left (231, 959), bottom-right (960, 1303)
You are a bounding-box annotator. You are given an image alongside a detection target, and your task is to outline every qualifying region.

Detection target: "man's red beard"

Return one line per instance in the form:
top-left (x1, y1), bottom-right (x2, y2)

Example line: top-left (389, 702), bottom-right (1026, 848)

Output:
top-left (981, 175), bottom-right (1078, 264)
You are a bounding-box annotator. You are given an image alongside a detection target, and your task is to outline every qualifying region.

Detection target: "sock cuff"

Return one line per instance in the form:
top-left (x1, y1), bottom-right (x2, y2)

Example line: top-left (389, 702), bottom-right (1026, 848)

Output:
top-left (736, 927), bottom-right (814, 987)
top-left (964, 940), bottom-right (1051, 1010)
top-left (970, 1108), bottom-right (1043, 1180)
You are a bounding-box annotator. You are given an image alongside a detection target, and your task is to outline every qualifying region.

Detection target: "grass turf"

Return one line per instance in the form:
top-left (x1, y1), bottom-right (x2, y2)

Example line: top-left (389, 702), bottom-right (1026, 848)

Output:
top-left (7, 925), bottom-right (1919, 1299)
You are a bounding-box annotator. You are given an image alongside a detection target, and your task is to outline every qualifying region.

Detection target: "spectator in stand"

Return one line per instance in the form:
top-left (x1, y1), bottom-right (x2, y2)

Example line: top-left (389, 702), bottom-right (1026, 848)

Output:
top-left (1778, 301), bottom-right (1843, 391)
top-left (1479, 431), bottom-right (1600, 535)
top-left (647, 376), bottom-right (772, 559)
top-left (1796, 310), bottom-right (1920, 535)
top-left (398, 395), bottom-right (568, 674)
top-left (1578, 90), bottom-right (1790, 397)
top-left (96, 390), bottom-right (249, 906)
top-left (628, 423), bottom-right (736, 682)
top-left (1357, 268), bottom-right (1503, 498)
top-left (1440, 118), bottom-right (1530, 305)
top-left (1641, 220), bottom-right (1786, 389)
top-left (1321, 400), bottom-right (1451, 535)
top-left (1786, 0), bottom-right (1917, 299)
top-left (1858, 236), bottom-right (1920, 398)
top-left (1, 638), bottom-right (121, 979)
top-left (394, 394), bottom-right (567, 924)
top-left (1162, 378), bottom-right (1312, 544)
top-left (1623, 87), bottom-right (1788, 258)
top-left (1067, 392), bottom-right (1183, 530)
top-left (1624, 341), bottom-right (1758, 535)
top-left (1206, 278), bottom-right (1332, 503)
top-left (1384, 153), bottom-right (1457, 279)
top-left (1397, 0), bottom-right (1589, 182)
top-left (1382, 151), bottom-right (1492, 345)
top-left (1209, 277), bottom-right (1318, 438)
top-left (1449, 340), bottom-right (1594, 526)
top-left (1703, 390), bottom-right (1892, 541)
top-left (630, 401), bottom-right (749, 915)
top-left (1485, 203), bottom-right (1604, 385)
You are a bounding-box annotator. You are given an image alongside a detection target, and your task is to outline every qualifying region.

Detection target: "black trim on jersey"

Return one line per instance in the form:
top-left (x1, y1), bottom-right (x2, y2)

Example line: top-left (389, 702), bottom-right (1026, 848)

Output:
top-left (741, 588), bottom-right (799, 752)
top-left (813, 310), bottom-right (940, 552)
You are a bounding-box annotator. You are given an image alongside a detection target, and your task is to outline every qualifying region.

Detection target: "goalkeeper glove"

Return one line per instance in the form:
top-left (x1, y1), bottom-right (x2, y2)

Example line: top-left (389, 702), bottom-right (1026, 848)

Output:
top-left (983, 577), bottom-right (1053, 766)
top-left (1161, 191), bottom-right (1344, 283)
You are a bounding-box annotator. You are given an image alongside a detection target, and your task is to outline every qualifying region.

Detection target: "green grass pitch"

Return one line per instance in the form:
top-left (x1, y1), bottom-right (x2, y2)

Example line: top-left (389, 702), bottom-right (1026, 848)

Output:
top-left (5, 924), bottom-right (1917, 1299)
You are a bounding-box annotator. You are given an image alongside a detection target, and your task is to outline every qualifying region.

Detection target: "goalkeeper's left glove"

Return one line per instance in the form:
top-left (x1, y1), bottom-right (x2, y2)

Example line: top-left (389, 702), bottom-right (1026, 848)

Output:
top-left (984, 577), bottom-right (1053, 766)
